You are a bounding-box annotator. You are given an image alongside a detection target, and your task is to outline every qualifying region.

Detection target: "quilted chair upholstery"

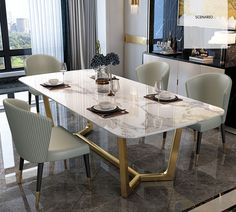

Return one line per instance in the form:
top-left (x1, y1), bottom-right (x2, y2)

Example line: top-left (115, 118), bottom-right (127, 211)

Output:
top-left (4, 98), bottom-right (90, 207)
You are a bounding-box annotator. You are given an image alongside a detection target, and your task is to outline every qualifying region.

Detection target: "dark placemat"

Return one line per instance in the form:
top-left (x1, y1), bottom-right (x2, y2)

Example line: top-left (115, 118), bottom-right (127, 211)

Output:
top-left (87, 106), bottom-right (128, 118)
top-left (90, 75), bottom-right (119, 81)
top-left (40, 83), bottom-right (71, 90)
top-left (144, 94), bottom-right (183, 104)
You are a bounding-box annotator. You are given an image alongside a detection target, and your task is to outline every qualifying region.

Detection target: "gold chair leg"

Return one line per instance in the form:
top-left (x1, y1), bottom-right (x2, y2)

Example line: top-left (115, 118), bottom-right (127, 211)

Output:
top-left (17, 171), bottom-right (23, 184)
top-left (195, 154), bottom-right (199, 166)
top-left (87, 177), bottom-right (92, 190)
top-left (35, 192), bottom-right (40, 208)
top-left (223, 143), bottom-right (226, 154)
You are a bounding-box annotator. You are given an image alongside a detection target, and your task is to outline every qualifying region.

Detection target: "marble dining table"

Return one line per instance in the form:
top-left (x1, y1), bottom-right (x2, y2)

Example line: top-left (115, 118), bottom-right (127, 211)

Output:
top-left (20, 69), bottom-right (224, 198)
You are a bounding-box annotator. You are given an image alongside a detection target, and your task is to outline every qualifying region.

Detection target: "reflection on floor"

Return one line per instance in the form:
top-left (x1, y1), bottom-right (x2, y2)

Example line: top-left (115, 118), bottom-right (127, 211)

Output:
top-left (1, 100), bottom-right (236, 211)
top-left (184, 187), bottom-right (236, 211)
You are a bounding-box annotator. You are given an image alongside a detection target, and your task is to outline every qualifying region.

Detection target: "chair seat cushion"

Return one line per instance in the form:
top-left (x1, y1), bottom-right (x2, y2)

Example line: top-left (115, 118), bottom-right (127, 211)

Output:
top-left (47, 126), bottom-right (90, 161)
top-left (188, 115), bottom-right (222, 132)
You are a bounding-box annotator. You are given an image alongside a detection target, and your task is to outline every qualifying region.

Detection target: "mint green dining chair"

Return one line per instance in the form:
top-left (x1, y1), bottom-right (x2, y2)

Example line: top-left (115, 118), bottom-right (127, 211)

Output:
top-left (3, 98), bottom-right (90, 207)
top-left (136, 61), bottom-right (170, 90)
top-left (24, 54), bottom-right (62, 113)
top-left (185, 73), bottom-right (232, 165)
top-left (136, 61), bottom-right (170, 148)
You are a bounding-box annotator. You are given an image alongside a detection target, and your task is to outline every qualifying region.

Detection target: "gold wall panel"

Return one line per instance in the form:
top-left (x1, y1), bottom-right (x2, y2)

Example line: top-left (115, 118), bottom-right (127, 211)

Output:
top-left (124, 34), bottom-right (147, 45)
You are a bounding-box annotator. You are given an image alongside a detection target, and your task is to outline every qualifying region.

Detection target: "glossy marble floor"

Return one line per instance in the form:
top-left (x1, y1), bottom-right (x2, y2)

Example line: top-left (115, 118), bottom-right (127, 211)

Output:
top-left (1, 95), bottom-right (236, 211)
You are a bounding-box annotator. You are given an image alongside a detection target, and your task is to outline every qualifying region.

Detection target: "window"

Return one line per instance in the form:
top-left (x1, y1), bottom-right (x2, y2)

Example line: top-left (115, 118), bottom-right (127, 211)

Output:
top-left (154, 0), bottom-right (164, 40)
top-left (11, 55), bottom-right (30, 68)
top-left (0, 0), bottom-right (31, 73)
top-left (149, 0), bottom-right (184, 53)
top-left (0, 57), bottom-right (5, 70)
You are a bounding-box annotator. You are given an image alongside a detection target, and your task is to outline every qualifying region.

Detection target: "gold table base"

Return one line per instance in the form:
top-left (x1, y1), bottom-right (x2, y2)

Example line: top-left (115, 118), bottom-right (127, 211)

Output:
top-left (44, 96), bottom-right (183, 198)
top-left (74, 123), bottom-right (182, 198)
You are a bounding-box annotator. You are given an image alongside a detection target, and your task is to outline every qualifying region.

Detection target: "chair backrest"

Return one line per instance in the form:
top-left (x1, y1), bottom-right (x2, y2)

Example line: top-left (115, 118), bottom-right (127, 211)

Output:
top-left (136, 61), bottom-right (170, 89)
top-left (25, 54), bottom-right (61, 76)
top-left (3, 99), bottom-right (53, 163)
top-left (185, 73), bottom-right (232, 123)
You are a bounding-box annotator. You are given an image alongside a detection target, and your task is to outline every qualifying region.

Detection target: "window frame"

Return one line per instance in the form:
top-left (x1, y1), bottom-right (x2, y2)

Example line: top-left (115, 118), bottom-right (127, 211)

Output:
top-left (0, 0), bottom-right (31, 73)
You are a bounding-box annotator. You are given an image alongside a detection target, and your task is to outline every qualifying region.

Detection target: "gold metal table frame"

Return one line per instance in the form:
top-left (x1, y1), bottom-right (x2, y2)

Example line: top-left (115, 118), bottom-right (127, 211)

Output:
top-left (43, 96), bottom-right (183, 198)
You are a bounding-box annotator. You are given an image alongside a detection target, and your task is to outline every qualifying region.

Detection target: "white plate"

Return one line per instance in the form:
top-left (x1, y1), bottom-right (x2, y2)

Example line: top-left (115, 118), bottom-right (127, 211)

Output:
top-left (93, 104), bottom-right (117, 112)
top-left (155, 93), bottom-right (176, 101)
top-left (44, 81), bottom-right (64, 86)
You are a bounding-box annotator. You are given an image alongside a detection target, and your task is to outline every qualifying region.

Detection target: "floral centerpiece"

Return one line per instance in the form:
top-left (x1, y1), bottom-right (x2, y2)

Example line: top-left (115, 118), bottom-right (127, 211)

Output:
top-left (90, 52), bottom-right (120, 93)
top-left (90, 52), bottom-right (120, 69)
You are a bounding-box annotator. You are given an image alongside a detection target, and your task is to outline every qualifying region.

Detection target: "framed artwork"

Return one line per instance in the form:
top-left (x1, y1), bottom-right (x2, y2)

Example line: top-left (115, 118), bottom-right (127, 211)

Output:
top-left (177, 0), bottom-right (184, 26)
top-left (177, 0), bottom-right (236, 28)
top-left (178, 0), bottom-right (184, 18)
top-left (228, 0), bottom-right (236, 19)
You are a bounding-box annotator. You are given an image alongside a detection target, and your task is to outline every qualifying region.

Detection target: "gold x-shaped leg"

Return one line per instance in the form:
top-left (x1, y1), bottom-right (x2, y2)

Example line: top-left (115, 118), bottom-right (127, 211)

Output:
top-left (75, 127), bottom-right (182, 197)
top-left (117, 129), bottom-right (182, 197)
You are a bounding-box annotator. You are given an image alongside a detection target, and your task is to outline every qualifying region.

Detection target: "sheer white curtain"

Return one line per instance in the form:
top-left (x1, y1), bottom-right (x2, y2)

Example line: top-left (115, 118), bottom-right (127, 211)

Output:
top-left (29, 0), bottom-right (64, 62)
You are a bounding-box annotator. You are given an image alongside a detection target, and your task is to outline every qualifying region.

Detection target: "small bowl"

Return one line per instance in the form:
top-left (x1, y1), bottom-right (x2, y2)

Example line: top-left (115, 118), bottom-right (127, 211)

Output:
top-left (48, 78), bottom-right (59, 85)
top-left (98, 101), bottom-right (113, 110)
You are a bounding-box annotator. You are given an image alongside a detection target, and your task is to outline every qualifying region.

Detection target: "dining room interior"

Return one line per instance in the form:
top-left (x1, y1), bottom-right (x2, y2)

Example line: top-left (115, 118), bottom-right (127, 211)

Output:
top-left (1, 0), bottom-right (236, 211)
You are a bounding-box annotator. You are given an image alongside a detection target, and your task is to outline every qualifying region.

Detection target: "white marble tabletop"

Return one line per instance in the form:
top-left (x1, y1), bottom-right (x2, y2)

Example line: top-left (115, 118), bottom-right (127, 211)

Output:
top-left (20, 70), bottom-right (224, 139)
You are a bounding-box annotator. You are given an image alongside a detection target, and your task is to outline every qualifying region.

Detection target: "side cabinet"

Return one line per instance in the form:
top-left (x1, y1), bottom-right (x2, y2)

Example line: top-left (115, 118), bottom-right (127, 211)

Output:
top-left (143, 54), bottom-right (178, 93)
top-left (200, 65), bottom-right (225, 74)
top-left (143, 53), bottom-right (225, 97)
top-left (178, 61), bottom-right (201, 96)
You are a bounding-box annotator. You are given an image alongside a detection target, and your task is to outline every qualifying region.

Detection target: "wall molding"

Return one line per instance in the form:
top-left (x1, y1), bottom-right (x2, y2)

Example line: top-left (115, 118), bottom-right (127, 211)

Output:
top-left (124, 34), bottom-right (148, 45)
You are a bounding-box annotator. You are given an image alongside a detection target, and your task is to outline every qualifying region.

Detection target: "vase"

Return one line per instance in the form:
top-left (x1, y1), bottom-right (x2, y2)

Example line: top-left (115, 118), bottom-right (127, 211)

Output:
top-left (95, 66), bottom-right (110, 93)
